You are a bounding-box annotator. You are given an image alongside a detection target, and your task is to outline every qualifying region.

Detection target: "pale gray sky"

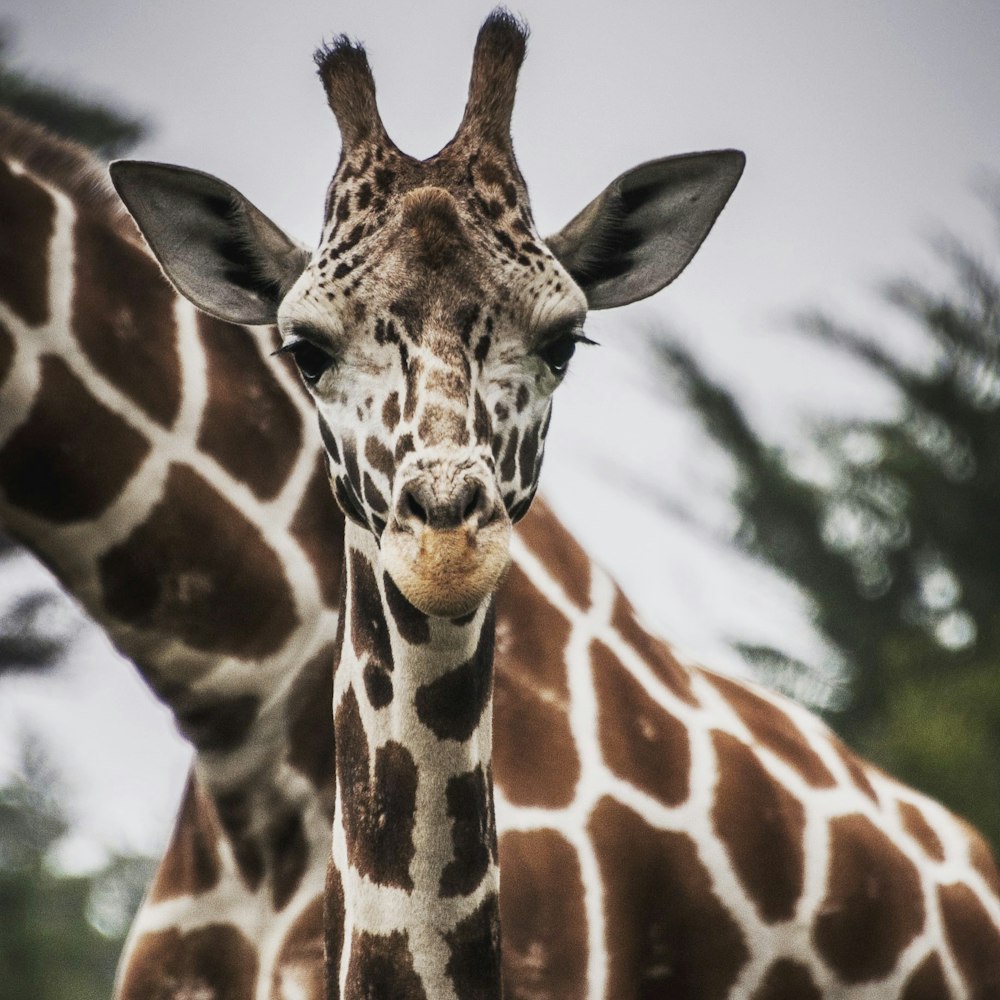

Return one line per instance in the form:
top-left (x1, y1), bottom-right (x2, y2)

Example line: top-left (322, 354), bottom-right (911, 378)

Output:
top-left (2, 0), bottom-right (999, 861)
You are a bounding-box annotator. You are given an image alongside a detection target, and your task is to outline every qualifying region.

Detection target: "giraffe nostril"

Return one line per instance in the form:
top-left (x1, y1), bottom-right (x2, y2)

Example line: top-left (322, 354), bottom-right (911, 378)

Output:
top-left (403, 486), bottom-right (430, 525)
top-left (462, 483), bottom-right (482, 523)
top-left (395, 475), bottom-right (496, 531)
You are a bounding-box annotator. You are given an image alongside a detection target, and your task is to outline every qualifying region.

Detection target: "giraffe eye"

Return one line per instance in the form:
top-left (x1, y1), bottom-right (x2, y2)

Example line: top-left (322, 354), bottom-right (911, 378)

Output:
top-left (275, 336), bottom-right (337, 385)
top-left (537, 329), bottom-right (595, 377)
top-left (538, 336), bottom-right (576, 375)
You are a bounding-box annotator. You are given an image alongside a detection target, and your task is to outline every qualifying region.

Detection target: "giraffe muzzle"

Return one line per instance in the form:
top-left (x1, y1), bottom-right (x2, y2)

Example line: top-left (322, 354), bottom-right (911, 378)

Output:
top-left (381, 468), bottom-right (511, 618)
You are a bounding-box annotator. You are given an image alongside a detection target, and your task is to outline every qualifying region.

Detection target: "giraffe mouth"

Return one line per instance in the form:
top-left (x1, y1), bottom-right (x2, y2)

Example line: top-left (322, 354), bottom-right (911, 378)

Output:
top-left (380, 517), bottom-right (511, 619)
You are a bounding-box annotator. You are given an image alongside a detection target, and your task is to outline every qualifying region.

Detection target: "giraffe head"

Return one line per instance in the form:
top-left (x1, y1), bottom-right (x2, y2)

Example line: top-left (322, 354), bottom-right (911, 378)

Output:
top-left (111, 9), bottom-right (743, 619)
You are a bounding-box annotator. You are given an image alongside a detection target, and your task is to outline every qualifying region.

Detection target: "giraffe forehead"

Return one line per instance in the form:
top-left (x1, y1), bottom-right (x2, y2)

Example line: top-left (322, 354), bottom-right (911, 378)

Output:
top-left (282, 142), bottom-right (585, 345)
top-left (288, 237), bottom-right (584, 354)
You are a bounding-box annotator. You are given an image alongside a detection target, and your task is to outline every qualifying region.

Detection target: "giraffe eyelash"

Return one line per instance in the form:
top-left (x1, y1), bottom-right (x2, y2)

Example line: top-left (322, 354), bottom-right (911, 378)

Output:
top-left (535, 319), bottom-right (597, 350)
top-left (535, 326), bottom-right (597, 377)
top-left (273, 335), bottom-right (339, 385)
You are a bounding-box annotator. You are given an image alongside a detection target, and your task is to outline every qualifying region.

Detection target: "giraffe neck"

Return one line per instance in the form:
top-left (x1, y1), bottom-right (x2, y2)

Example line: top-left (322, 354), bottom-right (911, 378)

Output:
top-left (330, 519), bottom-right (501, 1000)
top-left (0, 118), bottom-right (340, 988)
top-left (0, 115), bottom-right (341, 769)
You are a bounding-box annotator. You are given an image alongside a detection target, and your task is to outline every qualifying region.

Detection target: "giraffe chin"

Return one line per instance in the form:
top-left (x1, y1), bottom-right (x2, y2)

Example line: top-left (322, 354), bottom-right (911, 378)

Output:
top-left (381, 520), bottom-right (512, 619)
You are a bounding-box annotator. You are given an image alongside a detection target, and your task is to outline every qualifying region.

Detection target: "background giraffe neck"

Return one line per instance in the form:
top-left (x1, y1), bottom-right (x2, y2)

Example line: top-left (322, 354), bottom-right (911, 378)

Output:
top-left (1, 117), bottom-right (340, 987)
top-left (330, 520), bottom-right (501, 1000)
top-left (0, 118), bottom-right (342, 765)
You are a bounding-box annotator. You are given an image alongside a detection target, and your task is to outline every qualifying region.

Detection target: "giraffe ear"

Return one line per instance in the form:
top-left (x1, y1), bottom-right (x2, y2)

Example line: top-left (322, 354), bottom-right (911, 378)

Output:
top-left (110, 161), bottom-right (311, 326)
top-left (545, 150), bottom-right (745, 310)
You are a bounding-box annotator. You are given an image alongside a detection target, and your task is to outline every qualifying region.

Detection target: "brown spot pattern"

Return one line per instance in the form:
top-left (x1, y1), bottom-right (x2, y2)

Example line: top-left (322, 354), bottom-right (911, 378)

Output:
top-left (494, 565), bottom-right (579, 808)
top-left (444, 894), bottom-right (503, 1000)
top-left (285, 642), bottom-right (336, 807)
top-left (0, 320), bottom-right (13, 389)
top-left (814, 813), bottom-right (924, 983)
top-left (403, 355), bottom-right (421, 419)
top-left (214, 789), bottom-right (265, 892)
top-left (383, 571), bottom-right (430, 645)
top-left (73, 213), bottom-right (181, 427)
top-left (589, 797), bottom-right (749, 999)
top-left (473, 391), bottom-right (490, 443)
top-left (197, 314), bottom-right (302, 501)
top-left (363, 660), bottom-right (394, 708)
top-left (750, 960), bottom-right (821, 1000)
top-left (149, 774), bottom-right (221, 902)
top-left (517, 423), bottom-right (539, 488)
top-left (118, 923), bottom-right (258, 1000)
top-left (271, 895), bottom-right (324, 1000)
top-left (707, 673), bottom-right (836, 788)
top-left (500, 427), bottom-right (519, 482)
top-left (500, 829), bottom-right (587, 1000)
top-left (394, 432), bottom-right (415, 464)
top-left (345, 930), bottom-right (427, 1000)
top-left (415, 608), bottom-right (494, 741)
top-left (518, 501), bottom-right (590, 608)
top-left (174, 692), bottom-right (260, 754)
top-left (318, 411), bottom-right (341, 462)
top-left (938, 881), bottom-right (1000, 995)
top-left (832, 740), bottom-right (879, 802)
top-left (961, 819), bottom-right (1000, 898)
top-left (0, 354), bottom-right (149, 522)
top-left (290, 455), bottom-right (344, 608)
top-left (363, 473), bottom-right (388, 515)
top-left (350, 552), bottom-right (392, 667)
top-left (268, 808), bottom-right (309, 911)
top-left (611, 590), bottom-right (697, 705)
top-left (0, 156), bottom-right (53, 326)
top-left (898, 800), bottom-right (945, 861)
top-left (100, 464), bottom-right (298, 658)
top-left (382, 391), bottom-right (400, 430)
top-left (350, 550), bottom-right (395, 710)
top-left (440, 764), bottom-right (494, 897)
top-left (901, 953), bottom-right (950, 1000)
top-left (336, 688), bottom-right (417, 888)
top-left (592, 639), bottom-right (690, 807)
top-left (365, 434), bottom-right (395, 482)
top-left (325, 862), bottom-right (345, 994)
top-left (711, 730), bottom-right (806, 923)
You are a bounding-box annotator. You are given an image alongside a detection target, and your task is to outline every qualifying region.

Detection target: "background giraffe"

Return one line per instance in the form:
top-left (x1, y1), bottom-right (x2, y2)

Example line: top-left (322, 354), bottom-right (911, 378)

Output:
top-left (2, 10), bottom-right (1000, 1000)
top-left (0, 107), bottom-right (343, 995)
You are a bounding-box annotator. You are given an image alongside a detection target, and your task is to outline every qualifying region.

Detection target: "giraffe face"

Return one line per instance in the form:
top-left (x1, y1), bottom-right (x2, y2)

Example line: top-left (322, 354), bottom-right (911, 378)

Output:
top-left (274, 150), bottom-right (587, 616)
top-left (111, 12), bottom-right (744, 616)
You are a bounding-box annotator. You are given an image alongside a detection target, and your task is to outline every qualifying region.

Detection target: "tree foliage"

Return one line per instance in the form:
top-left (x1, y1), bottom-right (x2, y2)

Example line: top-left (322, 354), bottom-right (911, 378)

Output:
top-left (0, 736), bottom-right (156, 999)
top-left (651, 191), bottom-right (1000, 846)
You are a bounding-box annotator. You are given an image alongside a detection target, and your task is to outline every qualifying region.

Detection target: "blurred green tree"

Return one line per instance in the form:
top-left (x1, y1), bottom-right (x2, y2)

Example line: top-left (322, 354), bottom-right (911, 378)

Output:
top-left (0, 735), bottom-right (157, 1000)
top-left (650, 188), bottom-right (1000, 847)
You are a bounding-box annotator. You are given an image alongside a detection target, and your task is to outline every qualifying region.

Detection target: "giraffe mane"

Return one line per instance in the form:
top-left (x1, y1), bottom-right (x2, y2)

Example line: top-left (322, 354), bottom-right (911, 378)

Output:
top-left (0, 108), bottom-right (139, 244)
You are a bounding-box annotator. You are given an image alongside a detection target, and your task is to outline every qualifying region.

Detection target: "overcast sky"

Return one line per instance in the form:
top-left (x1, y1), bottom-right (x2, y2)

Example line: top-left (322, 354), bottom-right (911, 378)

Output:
top-left (2, 0), bottom-right (999, 861)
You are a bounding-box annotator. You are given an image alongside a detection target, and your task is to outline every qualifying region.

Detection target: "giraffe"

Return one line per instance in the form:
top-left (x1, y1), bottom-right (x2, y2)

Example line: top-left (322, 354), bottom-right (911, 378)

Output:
top-left (2, 13), bottom-right (1000, 1000)
top-left (104, 8), bottom-right (1000, 1000)
top-left (0, 106), bottom-right (344, 996)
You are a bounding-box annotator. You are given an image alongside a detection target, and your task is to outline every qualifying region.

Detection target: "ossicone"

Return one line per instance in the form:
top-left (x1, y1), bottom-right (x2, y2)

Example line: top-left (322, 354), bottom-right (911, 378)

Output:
top-left (454, 8), bottom-right (529, 149)
top-left (314, 35), bottom-right (391, 150)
